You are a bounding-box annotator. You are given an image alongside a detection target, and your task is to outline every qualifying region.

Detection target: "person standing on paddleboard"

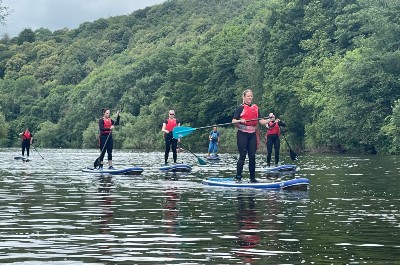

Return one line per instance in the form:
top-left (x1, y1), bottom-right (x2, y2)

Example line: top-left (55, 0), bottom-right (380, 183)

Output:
top-left (265, 113), bottom-right (286, 167)
top-left (19, 128), bottom-right (33, 157)
top-left (208, 126), bottom-right (220, 157)
top-left (232, 89), bottom-right (268, 183)
top-left (162, 110), bottom-right (180, 165)
top-left (98, 108), bottom-right (120, 169)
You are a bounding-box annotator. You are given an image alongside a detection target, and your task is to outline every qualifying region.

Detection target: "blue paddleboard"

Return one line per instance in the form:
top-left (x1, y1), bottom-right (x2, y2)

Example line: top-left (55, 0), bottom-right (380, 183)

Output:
top-left (262, 164), bottom-right (297, 172)
top-left (206, 154), bottom-right (220, 160)
top-left (14, 156), bottom-right (30, 162)
top-left (159, 163), bottom-right (192, 172)
top-left (82, 166), bottom-right (144, 175)
top-left (202, 177), bottom-right (310, 190)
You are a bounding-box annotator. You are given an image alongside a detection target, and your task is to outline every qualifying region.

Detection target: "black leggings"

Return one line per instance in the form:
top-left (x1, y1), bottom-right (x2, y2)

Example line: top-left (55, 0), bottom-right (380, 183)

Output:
top-left (99, 134), bottom-right (113, 162)
top-left (266, 134), bottom-right (280, 165)
top-left (236, 130), bottom-right (257, 179)
top-left (22, 139), bottom-right (30, 157)
top-left (165, 133), bottom-right (178, 164)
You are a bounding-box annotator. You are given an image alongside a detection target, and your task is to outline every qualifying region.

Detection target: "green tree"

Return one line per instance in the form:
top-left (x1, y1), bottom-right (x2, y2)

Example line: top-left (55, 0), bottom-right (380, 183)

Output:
top-left (34, 121), bottom-right (59, 147)
top-left (82, 121), bottom-right (99, 148)
top-left (0, 111), bottom-right (9, 146)
top-left (381, 99), bottom-right (400, 154)
top-left (5, 53), bottom-right (27, 79)
top-left (34, 28), bottom-right (53, 42)
top-left (17, 28), bottom-right (36, 45)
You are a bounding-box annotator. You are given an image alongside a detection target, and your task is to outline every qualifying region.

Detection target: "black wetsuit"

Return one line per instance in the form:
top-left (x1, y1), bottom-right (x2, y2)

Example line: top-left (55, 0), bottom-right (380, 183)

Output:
top-left (233, 105), bottom-right (261, 181)
top-left (21, 133), bottom-right (33, 157)
top-left (164, 118), bottom-right (180, 165)
top-left (98, 116), bottom-right (120, 163)
top-left (266, 121), bottom-right (286, 166)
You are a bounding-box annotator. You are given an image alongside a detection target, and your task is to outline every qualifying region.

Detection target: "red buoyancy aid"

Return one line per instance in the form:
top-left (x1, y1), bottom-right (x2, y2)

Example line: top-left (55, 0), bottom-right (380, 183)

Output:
top-left (266, 121), bottom-right (280, 136)
top-left (237, 104), bottom-right (259, 133)
top-left (165, 118), bottom-right (178, 132)
top-left (101, 118), bottom-right (112, 134)
top-left (22, 131), bottom-right (32, 140)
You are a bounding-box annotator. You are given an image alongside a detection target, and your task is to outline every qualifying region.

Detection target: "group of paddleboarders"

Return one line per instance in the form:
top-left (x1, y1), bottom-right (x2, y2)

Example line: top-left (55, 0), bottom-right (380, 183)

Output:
top-left (17, 89), bottom-right (285, 179)
top-left (160, 89), bottom-right (286, 183)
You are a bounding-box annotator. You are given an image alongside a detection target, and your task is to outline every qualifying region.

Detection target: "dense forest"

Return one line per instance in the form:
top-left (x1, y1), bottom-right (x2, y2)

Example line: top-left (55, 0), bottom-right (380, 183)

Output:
top-left (0, 0), bottom-right (399, 154)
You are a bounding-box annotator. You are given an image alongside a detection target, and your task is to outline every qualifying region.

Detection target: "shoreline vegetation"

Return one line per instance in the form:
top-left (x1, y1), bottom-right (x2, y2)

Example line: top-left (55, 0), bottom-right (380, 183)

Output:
top-left (0, 0), bottom-right (399, 155)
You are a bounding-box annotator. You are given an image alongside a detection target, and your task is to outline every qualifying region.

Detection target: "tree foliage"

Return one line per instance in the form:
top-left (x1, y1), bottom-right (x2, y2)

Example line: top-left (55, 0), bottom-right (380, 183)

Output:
top-left (0, 0), bottom-right (12, 26)
top-left (0, 0), bottom-right (399, 154)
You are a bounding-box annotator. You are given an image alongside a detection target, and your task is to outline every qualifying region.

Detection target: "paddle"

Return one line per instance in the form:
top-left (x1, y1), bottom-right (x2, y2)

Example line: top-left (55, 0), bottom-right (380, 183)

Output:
top-left (31, 144), bottom-right (44, 159)
top-left (173, 117), bottom-right (267, 139)
top-left (280, 129), bottom-right (298, 161)
top-left (94, 109), bottom-right (122, 168)
top-left (178, 142), bottom-right (207, 165)
top-left (94, 133), bottom-right (111, 168)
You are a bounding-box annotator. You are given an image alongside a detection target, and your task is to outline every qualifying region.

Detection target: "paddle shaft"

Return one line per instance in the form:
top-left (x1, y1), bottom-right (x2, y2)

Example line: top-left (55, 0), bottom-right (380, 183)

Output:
top-left (94, 133), bottom-right (111, 167)
top-left (31, 145), bottom-right (44, 159)
top-left (194, 117), bottom-right (268, 131)
top-left (179, 142), bottom-right (207, 165)
top-left (280, 129), bottom-right (298, 160)
top-left (280, 129), bottom-right (292, 150)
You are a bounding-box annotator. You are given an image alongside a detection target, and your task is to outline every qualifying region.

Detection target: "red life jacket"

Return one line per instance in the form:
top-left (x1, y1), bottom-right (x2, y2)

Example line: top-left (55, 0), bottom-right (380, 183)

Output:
top-left (101, 118), bottom-right (112, 135)
top-left (266, 121), bottom-right (280, 136)
top-left (165, 118), bottom-right (178, 132)
top-left (237, 104), bottom-right (259, 133)
top-left (22, 131), bottom-right (32, 140)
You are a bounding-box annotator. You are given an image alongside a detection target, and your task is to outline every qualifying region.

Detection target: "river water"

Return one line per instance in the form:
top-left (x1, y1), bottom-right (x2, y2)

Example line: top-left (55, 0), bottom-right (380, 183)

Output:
top-left (0, 148), bottom-right (399, 265)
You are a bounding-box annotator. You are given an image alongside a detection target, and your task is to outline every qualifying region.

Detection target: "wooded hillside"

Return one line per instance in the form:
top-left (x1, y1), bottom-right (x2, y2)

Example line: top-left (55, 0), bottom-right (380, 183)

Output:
top-left (0, 0), bottom-right (399, 154)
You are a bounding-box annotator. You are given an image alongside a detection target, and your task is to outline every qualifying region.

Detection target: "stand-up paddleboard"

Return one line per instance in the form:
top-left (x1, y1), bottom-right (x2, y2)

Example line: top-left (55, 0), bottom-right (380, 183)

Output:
top-left (159, 163), bottom-right (192, 172)
top-left (206, 154), bottom-right (220, 160)
top-left (14, 156), bottom-right (30, 162)
top-left (202, 177), bottom-right (309, 190)
top-left (82, 166), bottom-right (144, 175)
top-left (261, 164), bottom-right (297, 172)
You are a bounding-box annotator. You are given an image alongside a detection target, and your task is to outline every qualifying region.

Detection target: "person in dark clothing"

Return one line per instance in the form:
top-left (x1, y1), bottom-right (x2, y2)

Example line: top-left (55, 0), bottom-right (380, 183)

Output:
top-left (98, 108), bottom-right (120, 169)
top-left (161, 110), bottom-right (180, 165)
top-left (19, 128), bottom-right (33, 157)
top-left (265, 113), bottom-right (286, 167)
top-left (232, 89), bottom-right (267, 183)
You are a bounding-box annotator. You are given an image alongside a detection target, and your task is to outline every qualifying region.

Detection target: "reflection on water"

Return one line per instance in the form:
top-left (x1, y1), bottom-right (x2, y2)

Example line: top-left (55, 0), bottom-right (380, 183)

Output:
top-left (0, 148), bottom-right (399, 264)
top-left (97, 175), bottom-right (114, 235)
top-left (235, 193), bottom-right (261, 264)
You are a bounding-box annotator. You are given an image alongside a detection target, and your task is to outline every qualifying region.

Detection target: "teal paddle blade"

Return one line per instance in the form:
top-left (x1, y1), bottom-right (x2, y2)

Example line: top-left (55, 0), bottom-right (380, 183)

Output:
top-left (179, 142), bottom-right (207, 166)
top-left (197, 157), bottom-right (207, 165)
top-left (173, 126), bottom-right (196, 139)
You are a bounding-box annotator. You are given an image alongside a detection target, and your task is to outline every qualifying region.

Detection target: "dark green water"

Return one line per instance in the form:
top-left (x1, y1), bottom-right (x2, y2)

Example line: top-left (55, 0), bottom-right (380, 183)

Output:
top-left (0, 148), bottom-right (399, 264)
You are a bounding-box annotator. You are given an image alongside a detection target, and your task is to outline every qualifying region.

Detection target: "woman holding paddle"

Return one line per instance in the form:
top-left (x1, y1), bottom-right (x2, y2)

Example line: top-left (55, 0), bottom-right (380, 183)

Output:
top-left (265, 113), bottom-right (286, 167)
top-left (232, 89), bottom-right (268, 183)
top-left (162, 110), bottom-right (180, 165)
top-left (19, 128), bottom-right (33, 157)
top-left (97, 108), bottom-right (120, 169)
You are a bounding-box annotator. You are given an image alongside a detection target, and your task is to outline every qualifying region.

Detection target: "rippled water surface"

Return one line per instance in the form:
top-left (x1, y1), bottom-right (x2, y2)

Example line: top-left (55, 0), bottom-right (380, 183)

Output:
top-left (0, 148), bottom-right (399, 264)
